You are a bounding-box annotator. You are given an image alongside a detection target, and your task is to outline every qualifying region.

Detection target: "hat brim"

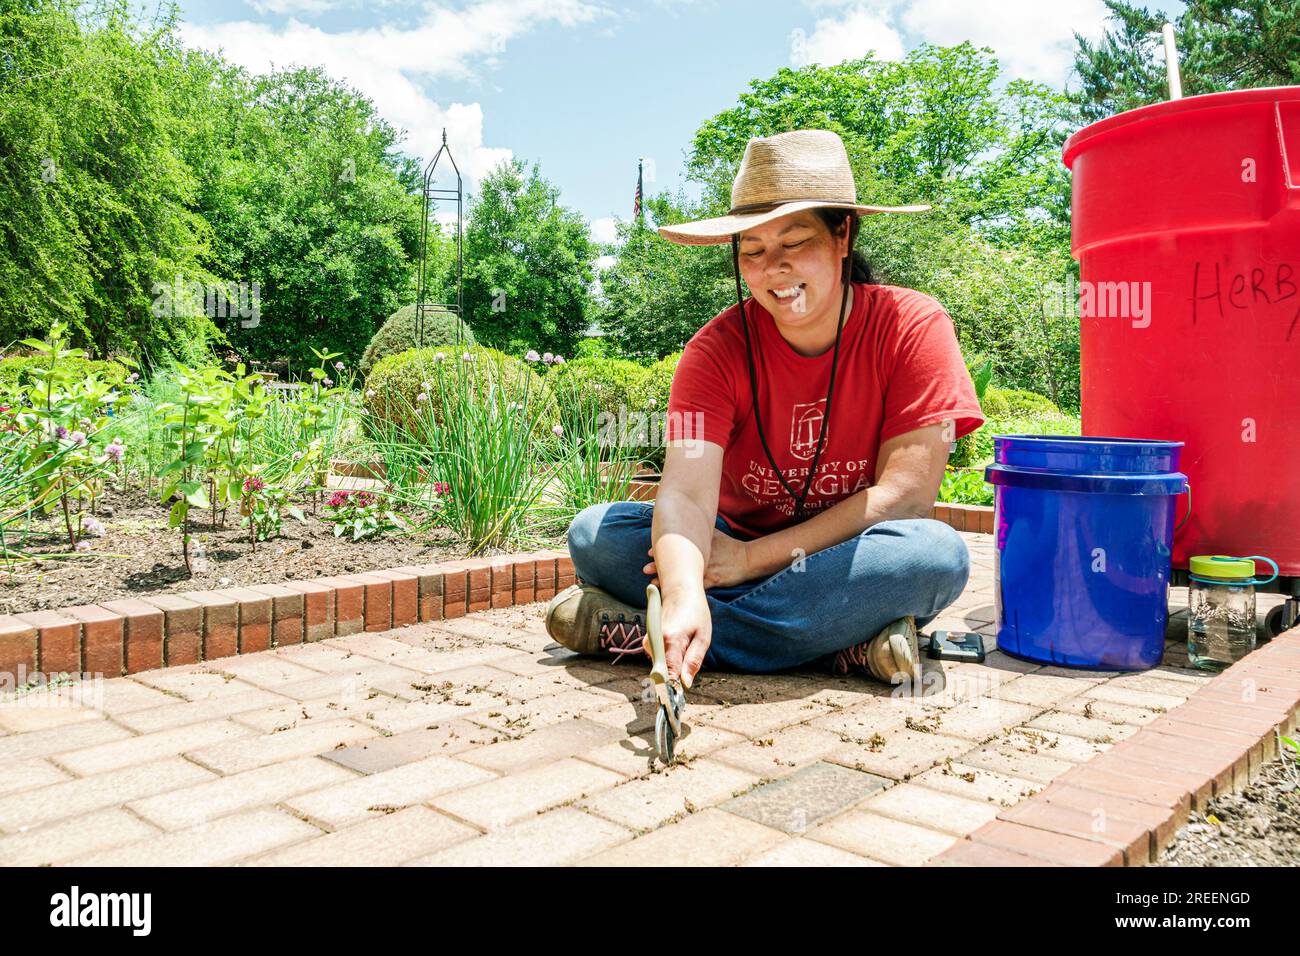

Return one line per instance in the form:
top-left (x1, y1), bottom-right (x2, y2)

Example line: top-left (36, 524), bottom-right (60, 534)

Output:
top-left (656, 199), bottom-right (931, 246)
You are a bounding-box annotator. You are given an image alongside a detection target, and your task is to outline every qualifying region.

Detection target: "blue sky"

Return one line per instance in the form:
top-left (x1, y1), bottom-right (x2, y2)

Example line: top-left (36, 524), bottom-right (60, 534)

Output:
top-left (177, 0), bottom-right (1185, 245)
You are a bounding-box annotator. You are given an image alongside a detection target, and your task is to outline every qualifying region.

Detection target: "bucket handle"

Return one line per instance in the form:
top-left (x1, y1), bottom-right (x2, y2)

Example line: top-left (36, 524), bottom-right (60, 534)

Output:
top-left (1174, 479), bottom-right (1192, 535)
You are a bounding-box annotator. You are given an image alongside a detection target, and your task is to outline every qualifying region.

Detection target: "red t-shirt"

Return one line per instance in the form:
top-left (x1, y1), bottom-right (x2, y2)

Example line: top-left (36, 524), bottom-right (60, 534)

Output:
top-left (663, 282), bottom-right (984, 538)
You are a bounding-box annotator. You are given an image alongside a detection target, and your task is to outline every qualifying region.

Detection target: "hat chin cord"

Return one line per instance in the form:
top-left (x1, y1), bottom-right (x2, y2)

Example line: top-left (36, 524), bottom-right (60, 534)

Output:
top-left (730, 215), bottom-right (859, 524)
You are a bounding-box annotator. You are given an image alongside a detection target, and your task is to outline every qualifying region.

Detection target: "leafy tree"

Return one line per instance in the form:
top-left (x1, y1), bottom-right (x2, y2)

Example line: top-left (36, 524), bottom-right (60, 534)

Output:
top-left (460, 158), bottom-right (595, 356)
top-left (201, 66), bottom-right (423, 370)
top-left (1072, 1), bottom-right (1300, 122)
top-left (0, 0), bottom-right (223, 363)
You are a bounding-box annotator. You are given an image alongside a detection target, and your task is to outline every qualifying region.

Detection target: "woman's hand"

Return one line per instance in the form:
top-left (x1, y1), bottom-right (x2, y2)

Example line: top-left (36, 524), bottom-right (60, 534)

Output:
top-left (643, 527), bottom-right (754, 590)
top-left (659, 585), bottom-right (711, 688)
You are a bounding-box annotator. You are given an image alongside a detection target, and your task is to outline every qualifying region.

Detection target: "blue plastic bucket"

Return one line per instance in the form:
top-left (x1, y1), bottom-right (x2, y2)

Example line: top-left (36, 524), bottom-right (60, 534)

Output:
top-left (984, 436), bottom-right (1189, 671)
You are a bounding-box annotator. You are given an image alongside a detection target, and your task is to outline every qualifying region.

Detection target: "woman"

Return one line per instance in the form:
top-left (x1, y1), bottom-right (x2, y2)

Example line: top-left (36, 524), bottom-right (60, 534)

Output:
top-left (546, 128), bottom-right (984, 690)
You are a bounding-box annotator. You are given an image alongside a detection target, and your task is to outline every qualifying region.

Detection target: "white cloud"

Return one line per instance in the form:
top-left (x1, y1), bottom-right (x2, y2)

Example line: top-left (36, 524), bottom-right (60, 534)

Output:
top-left (593, 253), bottom-right (618, 271)
top-left (791, 7), bottom-right (905, 68)
top-left (792, 0), bottom-right (1110, 84)
top-left (589, 218), bottom-right (620, 245)
top-left (181, 0), bottom-right (611, 183)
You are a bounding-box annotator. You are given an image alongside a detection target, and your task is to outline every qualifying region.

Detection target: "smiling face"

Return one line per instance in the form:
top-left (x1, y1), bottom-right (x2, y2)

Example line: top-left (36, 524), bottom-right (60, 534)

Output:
top-left (737, 209), bottom-right (851, 331)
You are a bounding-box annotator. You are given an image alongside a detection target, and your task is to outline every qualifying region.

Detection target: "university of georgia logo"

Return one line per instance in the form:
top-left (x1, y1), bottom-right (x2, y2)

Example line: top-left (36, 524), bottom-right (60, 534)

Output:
top-left (788, 399), bottom-right (827, 461)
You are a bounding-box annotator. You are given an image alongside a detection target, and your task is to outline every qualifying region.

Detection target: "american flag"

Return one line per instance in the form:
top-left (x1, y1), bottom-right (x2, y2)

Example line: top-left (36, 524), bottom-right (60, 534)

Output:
top-left (634, 159), bottom-right (643, 221)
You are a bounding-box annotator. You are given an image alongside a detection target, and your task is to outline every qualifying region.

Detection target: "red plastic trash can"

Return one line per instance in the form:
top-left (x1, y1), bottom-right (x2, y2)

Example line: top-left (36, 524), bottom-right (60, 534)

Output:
top-left (1063, 87), bottom-right (1300, 575)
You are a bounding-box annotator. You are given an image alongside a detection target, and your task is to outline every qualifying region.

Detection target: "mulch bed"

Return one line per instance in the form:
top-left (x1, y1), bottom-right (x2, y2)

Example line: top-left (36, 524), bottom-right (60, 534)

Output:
top-left (0, 490), bottom-right (567, 615)
top-left (1156, 749), bottom-right (1300, 866)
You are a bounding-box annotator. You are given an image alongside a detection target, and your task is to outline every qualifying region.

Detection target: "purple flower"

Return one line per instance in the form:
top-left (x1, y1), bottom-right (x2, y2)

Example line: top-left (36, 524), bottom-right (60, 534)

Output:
top-left (334, 361), bottom-right (345, 370)
top-left (542, 352), bottom-right (554, 365)
top-left (525, 350), bottom-right (540, 362)
top-left (82, 516), bottom-right (106, 537)
top-left (105, 439), bottom-right (125, 462)
top-left (434, 352), bottom-right (446, 363)
top-left (70, 430), bottom-right (86, 445)
top-left (552, 424), bottom-right (564, 437)
top-left (461, 352), bottom-right (472, 362)
top-left (75, 540), bottom-right (92, 553)
top-left (323, 377), bottom-right (333, 387)
top-left (55, 425), bottom-right (68, 440)
top-left (554, 355), bottom-right (565, 365)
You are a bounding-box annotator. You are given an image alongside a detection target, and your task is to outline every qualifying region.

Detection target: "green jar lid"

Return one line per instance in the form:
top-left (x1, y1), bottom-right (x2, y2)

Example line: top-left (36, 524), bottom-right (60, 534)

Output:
top-left (1189, 555), bottom-right (1255, 580)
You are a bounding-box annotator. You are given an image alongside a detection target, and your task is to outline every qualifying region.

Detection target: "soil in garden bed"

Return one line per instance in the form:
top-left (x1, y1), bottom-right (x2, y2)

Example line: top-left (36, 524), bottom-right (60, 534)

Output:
top-left (0, 490), bottom-right (568, 615)
top-left (1155, 752), bottom-right (1300, 866)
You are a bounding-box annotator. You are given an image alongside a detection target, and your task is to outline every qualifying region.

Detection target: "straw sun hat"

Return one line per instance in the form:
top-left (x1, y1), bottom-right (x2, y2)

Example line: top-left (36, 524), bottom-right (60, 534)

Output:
top-left (657, 128), bottom-right (929, 246)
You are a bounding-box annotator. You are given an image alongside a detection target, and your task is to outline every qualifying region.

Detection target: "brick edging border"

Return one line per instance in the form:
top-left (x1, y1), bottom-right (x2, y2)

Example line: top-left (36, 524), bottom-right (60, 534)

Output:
top-left (930, 630), bottom-right (1300, 867)
top-left (0, 551), bottom-right (576, 682)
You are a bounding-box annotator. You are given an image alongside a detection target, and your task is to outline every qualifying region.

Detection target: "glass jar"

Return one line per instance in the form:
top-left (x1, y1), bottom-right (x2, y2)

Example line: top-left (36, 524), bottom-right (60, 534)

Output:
top-left (1187, 555), bottom-right (1277, 671)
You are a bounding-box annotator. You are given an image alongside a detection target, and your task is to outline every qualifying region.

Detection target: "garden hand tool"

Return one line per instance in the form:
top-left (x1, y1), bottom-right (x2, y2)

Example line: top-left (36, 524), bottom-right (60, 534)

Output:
top-left (644, 583), bottom-right (686, 765)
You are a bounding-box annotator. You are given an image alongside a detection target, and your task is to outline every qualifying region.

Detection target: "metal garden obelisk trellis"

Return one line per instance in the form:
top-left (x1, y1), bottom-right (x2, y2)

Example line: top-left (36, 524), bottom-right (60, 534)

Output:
top-left (415, 129), bottom-right (464, 349)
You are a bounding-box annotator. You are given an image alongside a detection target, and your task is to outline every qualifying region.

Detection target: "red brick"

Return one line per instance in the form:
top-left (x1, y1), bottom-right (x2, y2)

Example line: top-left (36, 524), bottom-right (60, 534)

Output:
top-left (554, 552), bottom-right (575, 589)
top-left (372, 570), bottom-right (418, 627)
top-left (0, 615), bottom-right (38, 684)
top-left (969, 819), bottom-right (1123, 867)
top-left (340, 573), bottom-right (392, 632)
top-left (212, 588), bottom-right (272, 653)
top-left (139, 595), bottom-right (202, 666)
top-left (315, 577), bottom-right (363, 636)
top-left (17, 609), bottom-right (81, 675)
top-left (489, 559), bottom-right (514, 609)
top-left (979, 507), bottom-right (995, 534)
top-left (1162, 698), bottom-right (1287, 737)
top-left (440, 566), bottom-right (467, 619)
top-left (929, 839), bottom-right (1061, 867)
top-left (180, 590), bottom-right (240, 660)
top-left (284, 581), bottom-right (335, 642)
top-left (1029, 781), bottom-right (1183, 857)
top-left (1000, 795), bottom-right (1151, 865)
top-left (250, 583), bottom-right (305, 646)
top-left (390, 566), bottom-right (444, 622)
top-left (1108, 735), bottom-right (1245, 796)
top-left (932, 504), bottom-right (951, 529)
top-left (1055, 762), bottom-right (1192, 814)
top-left (62, 605), bottom-right (124, 678)
top-left (100, 599), bottom-right (164, 674)
top-left (533, 554), bottom-right (558, 602)
top-left (512, 557), bottom-right (536, 604)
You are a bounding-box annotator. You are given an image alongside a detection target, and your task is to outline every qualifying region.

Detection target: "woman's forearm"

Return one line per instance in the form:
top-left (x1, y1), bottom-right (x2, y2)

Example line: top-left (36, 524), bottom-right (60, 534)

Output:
top-left (744, 481), bottom-right (927, 578)
top-left (650, 488), bottom-right (712, 598)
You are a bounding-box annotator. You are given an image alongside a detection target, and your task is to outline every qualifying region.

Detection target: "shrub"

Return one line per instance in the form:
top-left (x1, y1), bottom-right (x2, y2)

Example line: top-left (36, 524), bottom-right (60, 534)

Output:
top-left (0, 355), bottom-right (131, 391)
top-left (364, 346), bottom-right (556, 439)
top-left (980, 386), bottom-right (1061, 419)
top-left (359, 305), bottom-right (476, 378)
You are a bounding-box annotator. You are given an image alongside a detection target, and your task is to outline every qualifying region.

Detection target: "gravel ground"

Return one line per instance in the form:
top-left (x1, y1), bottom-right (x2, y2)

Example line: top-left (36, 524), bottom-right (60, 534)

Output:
top-left (1156, 745), bottom-right (1300, 866)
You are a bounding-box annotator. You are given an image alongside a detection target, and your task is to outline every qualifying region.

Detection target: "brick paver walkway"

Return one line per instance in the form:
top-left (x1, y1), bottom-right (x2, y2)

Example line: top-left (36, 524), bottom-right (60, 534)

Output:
top-left (0, 532), bottom-right (1259, 866)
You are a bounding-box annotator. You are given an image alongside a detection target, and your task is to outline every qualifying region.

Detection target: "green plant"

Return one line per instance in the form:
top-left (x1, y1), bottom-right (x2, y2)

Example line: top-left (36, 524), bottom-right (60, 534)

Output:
top-left (322, 489), bottom-right (402, 541)
top-left (359, 304), bottom-right (476, 377)
top-left (364, 346), bottom-right (557, 442)
top-left (4, 323), bottom-right (131, 547)
top-left (938, 466), bottom-right (994, 506)
top-left (239, 474), bottom-right (304, 547)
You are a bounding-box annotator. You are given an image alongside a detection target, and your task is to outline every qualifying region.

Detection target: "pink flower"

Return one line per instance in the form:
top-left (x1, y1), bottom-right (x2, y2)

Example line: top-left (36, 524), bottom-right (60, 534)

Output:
top-left (542, 352), bottom-right (554, 365)
top-left (554, 355), bottom-right (565, 365)
top-left (525, 350), bottom-right (540, 362)
top-left (105, 438), bottom-right (125, 462)
top-left (334, 361), bottom-right (345, 370)
top-left (552, 424), bottom-right (564, 437)
top-left (243, 475), bottom-right (265, 494)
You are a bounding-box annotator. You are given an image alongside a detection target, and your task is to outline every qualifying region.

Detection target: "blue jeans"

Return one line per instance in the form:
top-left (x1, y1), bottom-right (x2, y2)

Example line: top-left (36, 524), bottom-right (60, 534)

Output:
top-left (565, 500), bottom-right (971, 673)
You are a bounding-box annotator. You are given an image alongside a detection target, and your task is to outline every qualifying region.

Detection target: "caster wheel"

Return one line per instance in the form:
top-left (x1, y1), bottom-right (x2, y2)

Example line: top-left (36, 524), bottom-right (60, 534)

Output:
top-left (1264, 605), bottom-right (1289, 640)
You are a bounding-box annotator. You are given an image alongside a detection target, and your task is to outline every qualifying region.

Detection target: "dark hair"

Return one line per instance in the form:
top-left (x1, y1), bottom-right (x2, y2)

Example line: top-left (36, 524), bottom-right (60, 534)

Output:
top-left (813, 208), bottom-right (874, 284)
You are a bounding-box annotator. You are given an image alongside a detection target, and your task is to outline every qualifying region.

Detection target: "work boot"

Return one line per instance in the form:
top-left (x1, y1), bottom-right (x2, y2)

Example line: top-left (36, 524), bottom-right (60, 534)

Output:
top-left (544, 583), bottom-right (649, 662)
top-left (834, 616), bottom-right (922, 687)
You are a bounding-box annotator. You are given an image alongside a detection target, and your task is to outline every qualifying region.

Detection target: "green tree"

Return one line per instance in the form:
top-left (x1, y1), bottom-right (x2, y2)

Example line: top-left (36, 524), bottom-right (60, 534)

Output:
top-left (460, 158), bottom-right (596, 356)
top-left (202, 66), bottom-right (423, 369)
top-left (1072, 1), bottom-right (1300, 122)
top-left (0, 0), bottom-right (223, 363)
